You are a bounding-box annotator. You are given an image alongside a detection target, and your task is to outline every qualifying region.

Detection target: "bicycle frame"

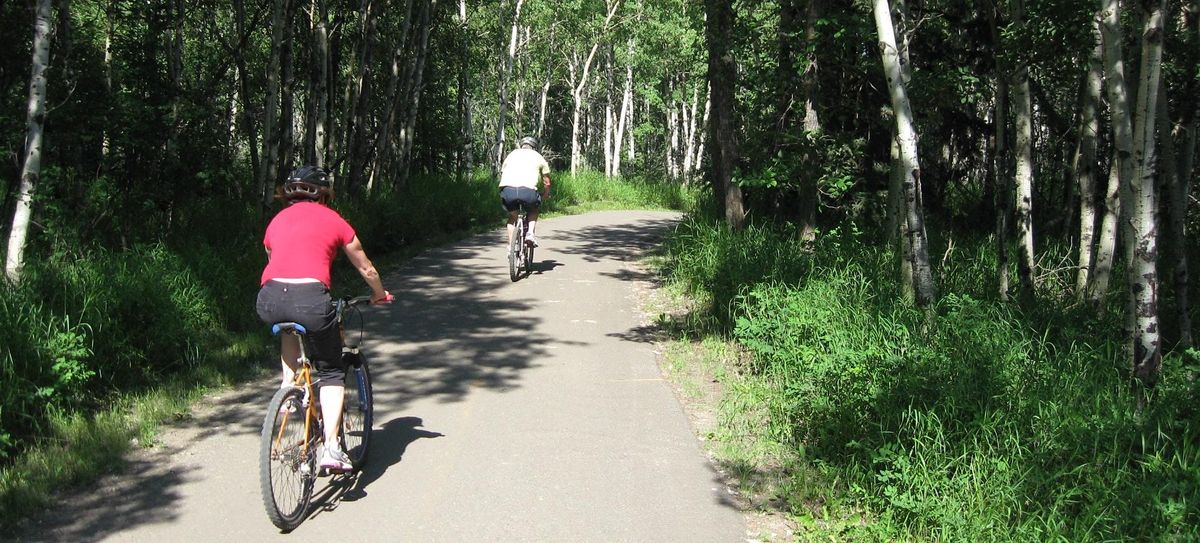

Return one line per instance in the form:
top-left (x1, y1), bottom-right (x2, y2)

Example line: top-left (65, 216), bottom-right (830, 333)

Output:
top-left (273, 331), bottom-right (321, 463)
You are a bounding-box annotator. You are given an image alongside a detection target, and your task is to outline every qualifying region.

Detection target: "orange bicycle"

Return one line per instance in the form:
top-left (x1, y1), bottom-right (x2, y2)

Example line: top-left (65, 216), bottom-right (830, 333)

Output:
top-left (259, 295), bottom-right (374, 531)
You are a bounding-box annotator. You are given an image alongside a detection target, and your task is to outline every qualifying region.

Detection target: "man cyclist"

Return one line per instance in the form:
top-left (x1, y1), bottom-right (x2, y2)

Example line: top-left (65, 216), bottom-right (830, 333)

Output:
top-left (255, 165), bottom-right (392, 472)
top-left (499, 136), bottom-right (551, 247)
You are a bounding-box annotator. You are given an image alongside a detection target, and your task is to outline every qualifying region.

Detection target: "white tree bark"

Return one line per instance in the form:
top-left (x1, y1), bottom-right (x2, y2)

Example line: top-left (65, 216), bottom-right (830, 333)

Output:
top-left (667, 97), bottom-right (679, 178)
top-left (874, 0), bottom-right (935, 306)
top-left (604, 82), bottom-right (614, 177)
top-left (1012, 0), bottom-right (1036, 299)
top-left (1093, 0), bottom-right (1136, 304)
top-left (693, 85), bottom-right (710, 177)
top-left (1128, 2), bottom-right (1165, 385)
top-left (6, 0), bottom-right (54, 284)
top-left (682, 85), bottom-right (699, 179)
top-left (494, 0), bottom-right (525, 170)
top-left (612, 46), bottom-right (633, 177)
top-left (568, 0), bottom-right (620, 176)
top-left (1075, 17), bottom-right (1104, 299)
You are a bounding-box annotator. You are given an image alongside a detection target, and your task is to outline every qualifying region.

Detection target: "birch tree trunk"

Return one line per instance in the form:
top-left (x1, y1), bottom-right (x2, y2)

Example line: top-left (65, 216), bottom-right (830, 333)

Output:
top-left (279, 0), bottom-right (298, 174)
top-left (1093, 0), bottom-right (1136, 304)
top-left (6, 0), bottom-right (54, 284)
top-left (706, 0), bottom-right (745, 229)
top-left (891, 131), bottom-right (914, 300)
top-left (535, 74), bottom-right (549, 141)
top-left (495, 0), bottom-right (525, 170)
top-left (612, 57), bottom-right (632, 176)
top-left (396, 0), bottom-right (436, 185)
top-left (346, 0), bottom-right (381, 193)
top-left (682, 85), bottom-right (698, 178)
top-left (693, 85), bottom-right (710, 178)
top-left (874, 0), bottom-right (935, 306)
top-left (305, 0), bottom-right (330, 168)
top-left (1128, 2), bottom-right (1165, 385)
top-left (604, 65), bottom-right (614, 178)
top-left (234, 0), bottom-right (261, 182)
top-left (798, 0), bottom-right (822, 244)
top-left (1075, 17), bottom-right (1104, 300)
top-left (259, 0), bottom-right (287, 206)
top-left (1012, 0), bottom-right (1036, 300)
top-left (990, 5), bottom-right (1011, 301)
top-left (102, 0), bottom-right (115, 160)
top-left (457, 0), bottom-right (473, 179)
top-left (366, 0), bottom-right (417, 191)
top-left (569, 0), bottom-right (620, 176)
top-left (666, 93), bottom-right (679, 178)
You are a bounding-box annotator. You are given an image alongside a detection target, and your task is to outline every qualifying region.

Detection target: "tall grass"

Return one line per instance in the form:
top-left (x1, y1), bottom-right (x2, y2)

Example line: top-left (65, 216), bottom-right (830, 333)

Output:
top-left (660, 217), bottom-right (1200, 541)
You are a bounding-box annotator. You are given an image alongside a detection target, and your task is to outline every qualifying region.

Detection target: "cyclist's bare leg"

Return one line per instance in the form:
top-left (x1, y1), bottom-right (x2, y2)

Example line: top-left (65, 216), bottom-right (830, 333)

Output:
top-left (527, 209), bottom-right (539, 238)
top-left (319, 384), bottom-right (344, 447)
top-left (279, 335), bottom-right (300, 388)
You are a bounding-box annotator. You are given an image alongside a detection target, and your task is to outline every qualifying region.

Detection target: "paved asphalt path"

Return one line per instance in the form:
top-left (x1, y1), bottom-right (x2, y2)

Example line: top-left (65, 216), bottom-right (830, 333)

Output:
top-left (18, 210), bottom-right (747, 542)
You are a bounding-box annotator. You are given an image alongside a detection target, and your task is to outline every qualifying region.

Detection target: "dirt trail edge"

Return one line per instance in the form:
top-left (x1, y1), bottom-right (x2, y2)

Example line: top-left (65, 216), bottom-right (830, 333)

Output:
top-left (19, 210), bottom-right (748, 543)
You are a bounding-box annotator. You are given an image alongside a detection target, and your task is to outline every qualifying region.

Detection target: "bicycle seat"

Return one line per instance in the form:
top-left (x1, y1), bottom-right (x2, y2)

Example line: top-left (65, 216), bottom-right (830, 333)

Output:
top-left (272, 322), bottom-right (308, 336)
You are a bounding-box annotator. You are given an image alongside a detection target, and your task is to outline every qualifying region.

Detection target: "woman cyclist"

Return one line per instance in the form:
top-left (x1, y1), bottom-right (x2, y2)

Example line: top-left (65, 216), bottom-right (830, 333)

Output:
top-left (255, 165), bottom-right (392, 472)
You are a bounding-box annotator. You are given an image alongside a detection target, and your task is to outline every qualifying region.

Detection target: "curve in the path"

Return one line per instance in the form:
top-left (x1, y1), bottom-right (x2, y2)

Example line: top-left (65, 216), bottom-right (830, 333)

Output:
top-left (18, 210), bottom-right (746, 543)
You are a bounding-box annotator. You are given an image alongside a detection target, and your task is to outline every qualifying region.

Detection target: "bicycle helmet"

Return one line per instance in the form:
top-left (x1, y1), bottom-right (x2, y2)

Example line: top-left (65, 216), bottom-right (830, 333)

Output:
top-left (518, 136), bottom-right (539, 150)
top-left (283, 165), bottom-right (330, 200)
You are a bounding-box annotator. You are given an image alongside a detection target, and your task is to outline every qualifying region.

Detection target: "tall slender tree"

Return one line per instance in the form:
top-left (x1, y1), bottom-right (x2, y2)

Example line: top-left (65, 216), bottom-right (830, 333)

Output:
top-left (6, 0), bottom-right (55, 284)
top-left (1128, 1), bottom-right (1165, 386)
top-left (873, 0), bottom-right (935, 306)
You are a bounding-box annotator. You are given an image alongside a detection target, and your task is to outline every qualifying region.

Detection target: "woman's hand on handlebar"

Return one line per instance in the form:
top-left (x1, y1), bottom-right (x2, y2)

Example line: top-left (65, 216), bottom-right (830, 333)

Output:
top-left (372, 290), bottom-right (394, 304)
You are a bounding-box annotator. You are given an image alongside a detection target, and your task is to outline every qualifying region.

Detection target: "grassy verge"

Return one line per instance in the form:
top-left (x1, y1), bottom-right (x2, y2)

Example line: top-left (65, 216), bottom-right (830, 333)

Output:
top-left (654, 216), bottom-right (1200, 541)
top-left (0, 170), bottom-right (687, 528)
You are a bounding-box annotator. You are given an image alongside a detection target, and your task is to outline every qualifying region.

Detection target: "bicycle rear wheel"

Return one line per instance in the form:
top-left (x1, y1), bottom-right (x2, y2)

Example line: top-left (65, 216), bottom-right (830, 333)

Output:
top-left (342, 354), bottom-right (373, 468)
top-left (260, 387), bottom-right (316, 531)
top-left (508, 220), bottom-right (521, 282)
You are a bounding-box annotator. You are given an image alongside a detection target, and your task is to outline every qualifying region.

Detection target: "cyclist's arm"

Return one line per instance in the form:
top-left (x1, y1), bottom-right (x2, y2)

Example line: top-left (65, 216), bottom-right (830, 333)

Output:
top-left (542, 172), bottom-right (552, 198)
top-left (342, 236), bottom-right (389, 303)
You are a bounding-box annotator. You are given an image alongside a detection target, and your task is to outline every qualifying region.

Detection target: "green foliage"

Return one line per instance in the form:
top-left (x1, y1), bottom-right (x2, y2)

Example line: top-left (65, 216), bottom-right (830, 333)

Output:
top-left (663, 219), bottom-right (1200, 540)
top-left (546, 170), bottom-right (699, 213)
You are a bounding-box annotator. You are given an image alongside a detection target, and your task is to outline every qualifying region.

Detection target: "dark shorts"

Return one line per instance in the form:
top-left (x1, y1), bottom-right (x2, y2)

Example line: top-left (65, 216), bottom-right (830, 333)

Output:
top-left (255, 280), bottom-right (346, 386)
top-left (500, 186), bottom-right (541, 213)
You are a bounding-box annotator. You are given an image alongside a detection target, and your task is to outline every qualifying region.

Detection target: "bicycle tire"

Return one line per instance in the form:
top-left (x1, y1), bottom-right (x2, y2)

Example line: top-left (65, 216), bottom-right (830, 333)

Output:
top-left (260, 386), bottom-right (316, 531)
top-left (342, 354), bottom-right (373, 468)
top-left (525, 241), bottom-right (534, 275)
top-left (508, 219), bottom-right (521, 282)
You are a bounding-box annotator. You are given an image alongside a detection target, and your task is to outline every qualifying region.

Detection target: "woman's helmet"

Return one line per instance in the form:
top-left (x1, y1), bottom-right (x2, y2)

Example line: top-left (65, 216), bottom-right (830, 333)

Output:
top-left (518, 136), bottom-right (539, 150)
top-left (283, 166), bottom-right (330, 200)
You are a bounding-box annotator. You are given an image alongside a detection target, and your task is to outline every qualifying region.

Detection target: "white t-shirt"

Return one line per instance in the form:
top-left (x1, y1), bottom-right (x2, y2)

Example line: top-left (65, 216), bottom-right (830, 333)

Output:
top-left (499, 148), bottom-right (551, 190)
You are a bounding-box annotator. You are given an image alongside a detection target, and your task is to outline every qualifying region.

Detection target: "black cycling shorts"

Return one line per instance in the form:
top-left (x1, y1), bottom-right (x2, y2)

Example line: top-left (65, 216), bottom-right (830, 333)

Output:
top-left (500, 186), bottom-right (541, 212)
top-left (255, 280), bottom-right (346, 386)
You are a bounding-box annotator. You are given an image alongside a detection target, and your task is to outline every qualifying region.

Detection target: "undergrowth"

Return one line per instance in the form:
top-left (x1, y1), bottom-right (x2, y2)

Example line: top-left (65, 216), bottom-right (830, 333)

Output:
top-left (658, 216), bottom-right (1200, 541)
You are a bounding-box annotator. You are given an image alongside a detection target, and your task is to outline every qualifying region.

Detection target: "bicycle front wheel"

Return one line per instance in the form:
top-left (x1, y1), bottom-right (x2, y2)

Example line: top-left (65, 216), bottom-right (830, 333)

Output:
top-left (260, 387), bottom-right (316, 531)
top-left (342, 354), bottom-right (373, 468)
top-left (525, 242), bottom-right (535, 275)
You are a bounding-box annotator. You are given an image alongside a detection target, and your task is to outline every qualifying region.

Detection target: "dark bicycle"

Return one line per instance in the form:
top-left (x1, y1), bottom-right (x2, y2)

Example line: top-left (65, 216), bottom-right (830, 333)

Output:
top-left (259, 295), bottom-right (374, 531)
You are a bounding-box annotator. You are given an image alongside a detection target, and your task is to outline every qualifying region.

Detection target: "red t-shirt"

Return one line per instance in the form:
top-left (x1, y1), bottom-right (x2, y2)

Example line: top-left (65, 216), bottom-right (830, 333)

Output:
top-left (260, 202), bottom-right (357, 288)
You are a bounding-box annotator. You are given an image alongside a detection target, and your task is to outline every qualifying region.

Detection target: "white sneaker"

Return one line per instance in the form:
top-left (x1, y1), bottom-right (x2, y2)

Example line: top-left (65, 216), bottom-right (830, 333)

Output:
top-left (320, 444), bottom-right (353, 472)
top-left (525, 235), bottom-right (539, 247)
